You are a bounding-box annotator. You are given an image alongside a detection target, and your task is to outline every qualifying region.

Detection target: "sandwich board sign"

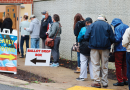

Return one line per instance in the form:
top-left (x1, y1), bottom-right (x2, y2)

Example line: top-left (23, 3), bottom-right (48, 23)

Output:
top-left (0, 29), bottom-right (17, 74)
top-left (25, 48), bottom-right (51, 66)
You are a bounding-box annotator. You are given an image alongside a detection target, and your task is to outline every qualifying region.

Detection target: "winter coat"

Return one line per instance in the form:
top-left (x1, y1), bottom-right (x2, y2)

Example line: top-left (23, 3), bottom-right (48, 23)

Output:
top-left (49, 22), bottom-right (61, 38)
top-left (39, 15), bottom-right (53, 39)
top-left (111, 18), bottom-right (129, 52)
top-left (122, 28), bottom-right (130, 52)
top-left (26, 18), bottom-right (40, 38)
top-left (78, 26), bottom-right (90, 56)
top-left (19, 21), bottom-right (30, 35)
top-left (1, 18), bottom-right (13, 33)
top-left (84, 20), bottom-right (115, 50)
top-left (74, 21), bottom-right (85, 42)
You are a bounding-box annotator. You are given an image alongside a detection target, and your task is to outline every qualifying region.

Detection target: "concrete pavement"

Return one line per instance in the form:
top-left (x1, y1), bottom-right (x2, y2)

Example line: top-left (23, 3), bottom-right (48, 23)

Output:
top-left (0, 55), bottom-right (128, 90)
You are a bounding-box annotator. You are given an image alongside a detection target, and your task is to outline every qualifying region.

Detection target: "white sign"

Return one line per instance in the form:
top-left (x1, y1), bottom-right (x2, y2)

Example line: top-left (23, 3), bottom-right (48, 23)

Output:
top-left (24, 13), bottom-right (28, 15)
top-left (25, 48), bottom-right (51, 66)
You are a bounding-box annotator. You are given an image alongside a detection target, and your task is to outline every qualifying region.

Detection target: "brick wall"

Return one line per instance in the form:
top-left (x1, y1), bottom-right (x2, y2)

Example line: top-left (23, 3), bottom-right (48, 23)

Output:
top-left (0, 0), bottom-right (33, 4)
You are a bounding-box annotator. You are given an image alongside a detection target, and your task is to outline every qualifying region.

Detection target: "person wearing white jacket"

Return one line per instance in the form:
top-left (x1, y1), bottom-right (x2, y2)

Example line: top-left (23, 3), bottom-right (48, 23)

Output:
top-left (122, 27), bottom-right (130, 90)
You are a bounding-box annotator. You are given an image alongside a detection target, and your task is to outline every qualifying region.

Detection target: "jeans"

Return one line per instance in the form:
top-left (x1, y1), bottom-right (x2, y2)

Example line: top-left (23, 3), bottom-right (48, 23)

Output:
top-left (20, 35), bottom-right (29, 57)
top-left (31, 38), bottom-right (40, 48)
top-left (52, 37), bottom-right (60, 63)
top-left (77, 52), bottom-right (80, 67)
top-left (126, 52), bottom-right (130, 90)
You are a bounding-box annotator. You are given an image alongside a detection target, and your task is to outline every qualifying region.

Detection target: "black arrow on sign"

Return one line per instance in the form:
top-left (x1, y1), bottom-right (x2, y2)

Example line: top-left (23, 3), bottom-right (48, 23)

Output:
top-left (31, 58), bottom-right (46, 64)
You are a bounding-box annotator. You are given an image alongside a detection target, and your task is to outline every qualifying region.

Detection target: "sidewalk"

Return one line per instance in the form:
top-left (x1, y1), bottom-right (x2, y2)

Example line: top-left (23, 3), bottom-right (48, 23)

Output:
top-left (0, 55), bottom-right (128, 90)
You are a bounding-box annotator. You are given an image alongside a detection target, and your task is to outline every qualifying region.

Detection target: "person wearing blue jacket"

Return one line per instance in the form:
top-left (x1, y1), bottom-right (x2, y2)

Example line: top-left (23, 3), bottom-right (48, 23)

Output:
top-left (84, 14), bottom-right (115, 88)
top-left (111, 18), bottom-right (128, 86)
top-left (76, 17), bottom-right (93, 81)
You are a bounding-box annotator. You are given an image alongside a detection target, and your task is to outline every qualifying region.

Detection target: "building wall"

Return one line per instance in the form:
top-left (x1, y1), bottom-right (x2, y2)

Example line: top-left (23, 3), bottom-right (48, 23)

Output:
top-left (33, 0), bottom-right (130, 61)
top-left (0, 0), bottom-right (33, 4)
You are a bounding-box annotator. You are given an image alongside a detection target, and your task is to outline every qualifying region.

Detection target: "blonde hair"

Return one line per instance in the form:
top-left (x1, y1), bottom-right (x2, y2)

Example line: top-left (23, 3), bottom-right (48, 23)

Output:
top-left (5, 13), bottom-right (10, 18)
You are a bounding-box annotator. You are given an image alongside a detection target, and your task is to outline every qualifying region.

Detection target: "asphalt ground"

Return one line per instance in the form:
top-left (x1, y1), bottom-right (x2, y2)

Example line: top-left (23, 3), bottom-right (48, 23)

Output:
top-left (0, 84), bottom-right (31, 90)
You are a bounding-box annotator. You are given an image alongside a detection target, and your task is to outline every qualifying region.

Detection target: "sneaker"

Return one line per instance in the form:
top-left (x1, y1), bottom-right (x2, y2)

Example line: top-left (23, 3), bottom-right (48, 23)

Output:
top-left (50, 63), bottom-right (53, 65)
top-left (76, 78), bottom-right (85, 81)
top-left (50, 63), bottom-right (59, 67)
top-left (56, 63), bottom-right (59, 66)
top-left (74, 67), bottom-right (80, 73)
top-left (113, 82), bottom-right (124, 86)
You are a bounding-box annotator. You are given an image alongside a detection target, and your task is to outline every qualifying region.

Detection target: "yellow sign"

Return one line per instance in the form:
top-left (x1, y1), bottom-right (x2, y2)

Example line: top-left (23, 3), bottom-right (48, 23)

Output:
top-left (67, 86), bottom-right (114, 90)
top-left (0, 54), bottom-right (15, 60)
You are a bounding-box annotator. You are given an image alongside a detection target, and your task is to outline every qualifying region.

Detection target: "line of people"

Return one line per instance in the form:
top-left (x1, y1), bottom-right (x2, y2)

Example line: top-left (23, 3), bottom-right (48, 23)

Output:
top-left (73, 13), bottom-right (130, 89)
top-left (19, 11), bottom-right (62, 67)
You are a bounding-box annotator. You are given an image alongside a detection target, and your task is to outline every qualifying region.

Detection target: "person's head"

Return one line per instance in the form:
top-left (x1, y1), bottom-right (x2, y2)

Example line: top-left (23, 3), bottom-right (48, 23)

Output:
top-left (23, 15), bottom-right (28, 20)
top-left (85, 17), bottom-right (93, 26)
top-left (98, 14), bottom-right (107, 21)
top-left (74, 13), bottom-right (84, 29)
top-left (5, 13), bottom-right (10, 19)
top-left (52, 14), bottom-right (60, 22)
top-left (41, 10), bottom-right (49, 19)
top-left (30, 15), bottom-right (36, 21)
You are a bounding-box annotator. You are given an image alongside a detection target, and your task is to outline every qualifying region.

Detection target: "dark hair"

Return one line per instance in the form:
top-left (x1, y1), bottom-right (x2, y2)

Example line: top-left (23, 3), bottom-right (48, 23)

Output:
top-left (53, 14), bottom-right (60, 22)
top-left (23, 15), bottom-right (28, 20)
top-left (85, 18), bottom-right (93, 24)
top-left (73, 13), bottom-right (85, 29)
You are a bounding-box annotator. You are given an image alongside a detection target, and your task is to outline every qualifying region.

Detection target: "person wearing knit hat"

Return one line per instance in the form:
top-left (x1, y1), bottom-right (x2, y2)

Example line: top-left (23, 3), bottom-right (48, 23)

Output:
top-left (76, 17), bottom-right (93, 81)
top-left (98, 14), bottom-right (108, 22)
top-left (84, 14), bottom-right (115, 88)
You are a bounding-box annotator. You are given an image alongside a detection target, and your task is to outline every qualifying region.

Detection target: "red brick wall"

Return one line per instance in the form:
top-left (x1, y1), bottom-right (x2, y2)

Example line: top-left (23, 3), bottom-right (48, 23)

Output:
top-left (0, 0), bottom-right (33, 4)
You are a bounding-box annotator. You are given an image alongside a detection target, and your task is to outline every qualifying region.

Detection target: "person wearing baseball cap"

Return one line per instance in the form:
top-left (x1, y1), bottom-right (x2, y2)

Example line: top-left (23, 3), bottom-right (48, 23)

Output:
top-left (39, 10), bottom-right (53, 49)
top-left (76, 17), bottom-right (93, 81)
top-left (84, 14), bottom-right (115, 88)
top-left (24, 14), bottom-right (40, 48)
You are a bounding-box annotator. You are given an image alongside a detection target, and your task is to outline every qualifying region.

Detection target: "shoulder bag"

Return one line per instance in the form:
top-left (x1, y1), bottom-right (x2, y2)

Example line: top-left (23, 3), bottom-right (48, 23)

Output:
top-left (45, 24), bottom-right (60, 47)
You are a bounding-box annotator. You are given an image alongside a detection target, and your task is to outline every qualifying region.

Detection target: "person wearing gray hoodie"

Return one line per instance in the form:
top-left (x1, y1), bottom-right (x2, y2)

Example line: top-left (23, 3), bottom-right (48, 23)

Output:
top-left (24, 15), bottom-right (40, 48)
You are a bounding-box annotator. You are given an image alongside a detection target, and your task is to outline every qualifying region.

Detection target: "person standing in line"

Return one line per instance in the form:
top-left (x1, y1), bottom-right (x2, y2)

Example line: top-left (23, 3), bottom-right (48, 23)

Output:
top-left (24, 15), bottom-right (40, 48)
top-left (0, 19), bottom-right (3, 29)
top-left (19, 15), bottom-right (30, 58)
top-left (49, 14), bottom-right (62, 67)
top-left (76, 17), bottom-right (93, 81)
top-left (73, 13), bottom-right (85, 73)
top-left (1, 13), bottom-right (13, 33)
top-left (39, 10), bottom-right (53, 49)
top-left (122, 27), bottom-right (130, 90)
top-left (84, 14), bottom-right (115, 88)
top-left (111, 18), bottom-right (128, 86)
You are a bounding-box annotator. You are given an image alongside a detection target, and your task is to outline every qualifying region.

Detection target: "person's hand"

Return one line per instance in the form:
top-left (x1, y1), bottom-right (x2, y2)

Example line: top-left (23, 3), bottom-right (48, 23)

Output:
top-left (46, 32), bottom-right (48, 35)
top-left (24, 28), bottom-right (26, 30)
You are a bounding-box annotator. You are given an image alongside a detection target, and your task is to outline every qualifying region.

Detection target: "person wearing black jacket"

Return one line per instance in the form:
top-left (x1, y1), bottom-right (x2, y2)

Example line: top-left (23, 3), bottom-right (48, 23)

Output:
top-left (1, 14), bottom-right (13, 33)
top-left (73, 13), bottom-right (85, 73)
top-left (0, 19), bottom-right (3, 29)
top-left (39, 11), bottom-right (53, 48)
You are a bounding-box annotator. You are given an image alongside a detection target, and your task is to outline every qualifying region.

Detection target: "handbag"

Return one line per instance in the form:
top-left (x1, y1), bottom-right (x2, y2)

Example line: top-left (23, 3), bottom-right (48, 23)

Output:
top-left (71, 42), bottom-right (80, 52)
top-left (45, 24), bottom-right (60, 47)
top-left (79, 40), bottom-right (90, 56)
top-left (109, 52), bottom-right (115, 62)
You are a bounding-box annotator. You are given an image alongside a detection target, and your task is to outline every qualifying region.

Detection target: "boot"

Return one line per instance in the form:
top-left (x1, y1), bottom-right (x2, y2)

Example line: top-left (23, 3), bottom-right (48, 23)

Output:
top-left (74, 67), bottom-right (80, 73)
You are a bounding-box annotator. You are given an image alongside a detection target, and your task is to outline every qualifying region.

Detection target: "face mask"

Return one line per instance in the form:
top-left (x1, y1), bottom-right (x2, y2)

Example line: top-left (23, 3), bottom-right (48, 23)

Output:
top-left (42, 15), bottom-right (45, 18)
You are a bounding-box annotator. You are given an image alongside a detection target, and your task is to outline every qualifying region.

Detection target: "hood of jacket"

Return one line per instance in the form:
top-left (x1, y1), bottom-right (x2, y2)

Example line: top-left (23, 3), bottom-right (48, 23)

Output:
top-left (4, 18), bottom-right (12, 22)
top-left (111, 18), bottom-right (122, 27)
top-left (32, 18), bottom-right (40, 24)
